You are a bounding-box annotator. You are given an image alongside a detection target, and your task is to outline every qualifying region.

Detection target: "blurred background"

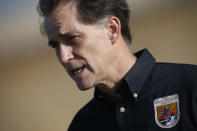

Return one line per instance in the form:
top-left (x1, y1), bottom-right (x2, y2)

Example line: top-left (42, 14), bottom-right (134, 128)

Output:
top-left (0, 0), bottom-right (197, 131)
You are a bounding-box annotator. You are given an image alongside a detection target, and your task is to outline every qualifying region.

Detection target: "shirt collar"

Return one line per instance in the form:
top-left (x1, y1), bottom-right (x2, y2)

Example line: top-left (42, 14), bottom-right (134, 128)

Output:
top-left (94, 49), bottom-right (155, 106)
top-left (124, 48), bottom-right (155, 94)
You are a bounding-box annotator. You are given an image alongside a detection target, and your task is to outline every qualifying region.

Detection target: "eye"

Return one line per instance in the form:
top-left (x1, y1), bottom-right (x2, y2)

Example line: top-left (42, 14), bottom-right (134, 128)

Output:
top-left (65, 35), bottom-right (80, 45)
top-left (48, 40), bottom-right (59, 48)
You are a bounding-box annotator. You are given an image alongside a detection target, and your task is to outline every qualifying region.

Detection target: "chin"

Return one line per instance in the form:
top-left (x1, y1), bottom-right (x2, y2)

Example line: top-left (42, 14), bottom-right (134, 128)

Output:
top-left (76, 82), bottom-right (93, 91)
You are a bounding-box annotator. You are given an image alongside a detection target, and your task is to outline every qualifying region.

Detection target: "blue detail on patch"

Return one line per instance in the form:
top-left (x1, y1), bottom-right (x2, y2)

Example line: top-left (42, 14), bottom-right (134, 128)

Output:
top-left (159, 113), bottom-right (177, 126)
top-left (160, 105), bottom-right (171, 116)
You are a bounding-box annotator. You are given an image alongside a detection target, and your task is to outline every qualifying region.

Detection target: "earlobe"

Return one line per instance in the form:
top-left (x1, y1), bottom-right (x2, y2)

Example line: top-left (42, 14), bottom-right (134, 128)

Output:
top-left (107, 16), bottom-right (121, 45)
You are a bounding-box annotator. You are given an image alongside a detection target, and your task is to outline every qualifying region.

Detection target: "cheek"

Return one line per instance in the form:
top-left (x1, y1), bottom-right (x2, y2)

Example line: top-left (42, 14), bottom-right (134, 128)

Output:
top-left (73, 45), bottom-right (99, 74)
top-left (74, 29), bottom-right (110, 69)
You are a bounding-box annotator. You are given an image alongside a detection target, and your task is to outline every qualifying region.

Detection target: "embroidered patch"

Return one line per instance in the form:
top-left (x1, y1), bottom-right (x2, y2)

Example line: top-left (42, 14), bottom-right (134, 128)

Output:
top-left (154, 94), bottom-right (180, 128)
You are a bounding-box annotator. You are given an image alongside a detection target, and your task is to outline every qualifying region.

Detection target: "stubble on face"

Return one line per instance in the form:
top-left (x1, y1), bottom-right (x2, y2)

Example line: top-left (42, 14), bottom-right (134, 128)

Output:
top-left (44, 2), bottom-right (115, 91)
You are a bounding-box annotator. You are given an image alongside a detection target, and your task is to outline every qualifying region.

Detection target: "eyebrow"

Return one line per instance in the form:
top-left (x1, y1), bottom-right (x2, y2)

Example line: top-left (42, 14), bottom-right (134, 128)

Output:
top-left (48, 32), bottom-right (79, 46)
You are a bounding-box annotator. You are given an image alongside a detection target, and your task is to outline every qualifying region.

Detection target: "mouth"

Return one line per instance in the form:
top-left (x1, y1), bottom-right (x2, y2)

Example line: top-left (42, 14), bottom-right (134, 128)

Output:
top-left (71, 65), bottom-right (86, 76)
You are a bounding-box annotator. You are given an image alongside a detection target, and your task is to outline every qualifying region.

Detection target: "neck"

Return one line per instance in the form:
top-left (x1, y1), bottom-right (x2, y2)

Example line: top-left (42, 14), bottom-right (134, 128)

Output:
top-left (96, 40), bottom-right (137, 98)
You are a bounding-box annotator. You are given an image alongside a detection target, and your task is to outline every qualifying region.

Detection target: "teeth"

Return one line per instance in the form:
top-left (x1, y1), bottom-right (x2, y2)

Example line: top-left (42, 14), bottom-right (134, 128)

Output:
top-left (74, 68), bottom-right (83, 75)
top-left (72, 67), bottom-right (85, 75)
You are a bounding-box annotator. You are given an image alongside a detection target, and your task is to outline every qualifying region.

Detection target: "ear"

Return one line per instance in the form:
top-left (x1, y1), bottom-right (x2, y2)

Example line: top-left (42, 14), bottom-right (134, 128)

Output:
top-left (106, 16), bottom-right (121, 45)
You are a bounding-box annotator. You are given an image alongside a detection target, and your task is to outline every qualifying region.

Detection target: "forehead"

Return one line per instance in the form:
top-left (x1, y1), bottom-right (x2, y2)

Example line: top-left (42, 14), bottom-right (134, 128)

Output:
top-left (44, 1), bottom-right (78, 37)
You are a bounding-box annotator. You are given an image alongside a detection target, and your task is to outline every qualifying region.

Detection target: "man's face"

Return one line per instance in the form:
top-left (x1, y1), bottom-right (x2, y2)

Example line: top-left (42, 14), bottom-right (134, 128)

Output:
top-left (44, 2), bottom-right (114, 90)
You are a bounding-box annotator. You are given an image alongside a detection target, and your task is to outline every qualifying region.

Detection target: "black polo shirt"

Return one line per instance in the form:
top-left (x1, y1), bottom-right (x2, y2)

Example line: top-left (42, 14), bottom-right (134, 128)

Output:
top-left (68, 49), bottom-right (197, 131)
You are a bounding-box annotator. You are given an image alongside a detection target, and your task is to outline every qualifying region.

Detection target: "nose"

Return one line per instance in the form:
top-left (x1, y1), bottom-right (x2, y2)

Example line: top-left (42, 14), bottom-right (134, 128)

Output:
top-left (56, 44), bottom-right (74, 64)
